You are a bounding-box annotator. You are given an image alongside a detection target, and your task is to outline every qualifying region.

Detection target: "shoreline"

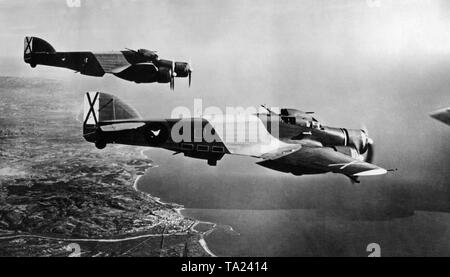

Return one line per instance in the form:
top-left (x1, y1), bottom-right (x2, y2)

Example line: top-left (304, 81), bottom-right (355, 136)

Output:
top-left (133, 148), bottom-right (218, 257)
top-left (0, 148), bottom-right (217, 256)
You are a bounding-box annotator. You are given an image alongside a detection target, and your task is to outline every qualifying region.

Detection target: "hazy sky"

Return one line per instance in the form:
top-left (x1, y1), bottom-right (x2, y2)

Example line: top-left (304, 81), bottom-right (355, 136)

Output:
top-left (0, 0), bottom-right (449, 188)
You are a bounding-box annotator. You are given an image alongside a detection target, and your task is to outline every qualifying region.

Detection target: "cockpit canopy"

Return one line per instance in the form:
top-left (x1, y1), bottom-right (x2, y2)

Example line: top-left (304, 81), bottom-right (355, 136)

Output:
top-left (280, 108), bottom-right (321, 129)
top-left (280, 108), bottom-right (304, 117)
top-left (137, 49), bottom-right (158, 60)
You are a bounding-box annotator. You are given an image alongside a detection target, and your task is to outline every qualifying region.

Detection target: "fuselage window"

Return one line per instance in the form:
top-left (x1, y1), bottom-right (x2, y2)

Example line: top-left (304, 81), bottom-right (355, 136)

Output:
top-left (212, 146), bottom-right (224, 153)
top-left (181, 143), bottom-right (194, 151)
top-left (197, 145), bottom-right (209, 152)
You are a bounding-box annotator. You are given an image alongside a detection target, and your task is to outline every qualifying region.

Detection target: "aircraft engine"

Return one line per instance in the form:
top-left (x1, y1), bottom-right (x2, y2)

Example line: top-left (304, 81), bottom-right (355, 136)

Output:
top-left (346, 129), bottom-right (375, 163)
top-left (174, 62), bottom-right (190, 77)
top-left (321, 127), bottom-right (374, 162)
top-left (157, 60), bottom-right (192, 87)
top-left (175, 62), bottom-right (192, 87)
top-left (346, 129), bottom-right (371, 154)
top-left (157, 67), bottom-right (171, 83)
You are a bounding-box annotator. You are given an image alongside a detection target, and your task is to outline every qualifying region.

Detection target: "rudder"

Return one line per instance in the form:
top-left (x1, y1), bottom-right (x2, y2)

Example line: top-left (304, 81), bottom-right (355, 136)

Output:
top-left (83, 92), bottom-right (142, 142)
top-left (24, 36), bottom-right (56, 65)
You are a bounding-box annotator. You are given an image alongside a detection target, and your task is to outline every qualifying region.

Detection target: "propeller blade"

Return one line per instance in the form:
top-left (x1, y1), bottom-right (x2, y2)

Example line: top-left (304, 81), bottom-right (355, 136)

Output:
top-left (365, 142), bottom-right (374, 164)
top-left (169, 61), bottom-right (176, 90)
top-left (188, 71), bottom-right (192, 87)
top-left (187, 58), bottom-right (193, 88)
top-left (360, 125), bottom-right (375, 163)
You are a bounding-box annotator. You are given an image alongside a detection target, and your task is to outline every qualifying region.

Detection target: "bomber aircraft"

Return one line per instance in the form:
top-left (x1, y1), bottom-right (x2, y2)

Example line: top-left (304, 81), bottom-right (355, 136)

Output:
top-left (24, 36), bottom-right (192, 90)
top-left (430, 107), bottom-right (450, 126)
top-left (82, 92), bottom-right (388, 183)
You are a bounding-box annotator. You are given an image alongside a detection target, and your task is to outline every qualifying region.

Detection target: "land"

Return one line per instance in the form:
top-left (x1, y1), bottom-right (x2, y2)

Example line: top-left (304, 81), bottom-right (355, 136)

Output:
top-left (0, 76), bottom-right (209, 257)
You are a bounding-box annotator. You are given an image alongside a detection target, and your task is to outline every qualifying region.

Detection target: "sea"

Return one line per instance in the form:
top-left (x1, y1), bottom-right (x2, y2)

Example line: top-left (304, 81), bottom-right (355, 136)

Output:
top-left (137, 149), bottom-right (450, 257)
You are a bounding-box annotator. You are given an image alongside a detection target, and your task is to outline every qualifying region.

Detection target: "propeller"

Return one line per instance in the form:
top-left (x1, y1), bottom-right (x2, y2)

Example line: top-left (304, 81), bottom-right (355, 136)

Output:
top-left (169, 61), bottom-right (176, 90)
top-left (365, 138), bottom-right (374, 164)
top-left (361, 126), bottom-right (375, 164)
top-left (189, 70), bottom-right (192, 87)
top-left (187, 59), bottom-right (193, 87)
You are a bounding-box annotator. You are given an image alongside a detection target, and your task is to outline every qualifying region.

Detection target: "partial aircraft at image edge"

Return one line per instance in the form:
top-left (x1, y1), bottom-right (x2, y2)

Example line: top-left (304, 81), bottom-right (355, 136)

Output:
top-left (23, 36), bottom-right (192, 90)
top-left (82, 92), bottom-right (390, 183)
top-left (430, 107), bottom-right (450, 126)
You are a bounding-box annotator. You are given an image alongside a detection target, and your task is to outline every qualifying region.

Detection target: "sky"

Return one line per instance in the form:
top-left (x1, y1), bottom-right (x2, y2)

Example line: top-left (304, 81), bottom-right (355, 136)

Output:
top-left (0, 0), bottom-right (449, 193)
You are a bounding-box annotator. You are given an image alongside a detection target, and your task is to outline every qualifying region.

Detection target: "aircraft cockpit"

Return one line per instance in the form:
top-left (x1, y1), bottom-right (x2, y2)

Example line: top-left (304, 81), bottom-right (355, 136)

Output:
top-left (279, 108), bottom-right (322, 129)
top-left (137, 49), bottom-right (159, 60)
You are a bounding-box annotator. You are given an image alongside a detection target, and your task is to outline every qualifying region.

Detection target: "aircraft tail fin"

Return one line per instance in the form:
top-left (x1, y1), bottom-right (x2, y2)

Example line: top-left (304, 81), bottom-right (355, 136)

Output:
top-left (24, 36), bottom-right (56, 64)
top-left (82, 92), bottom-right (142, 143)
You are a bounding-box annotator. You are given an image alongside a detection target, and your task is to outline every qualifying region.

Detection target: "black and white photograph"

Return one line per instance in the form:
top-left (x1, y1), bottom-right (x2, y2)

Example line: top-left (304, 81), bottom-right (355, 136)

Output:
top-left (0, 0), bottom-right (449, 264)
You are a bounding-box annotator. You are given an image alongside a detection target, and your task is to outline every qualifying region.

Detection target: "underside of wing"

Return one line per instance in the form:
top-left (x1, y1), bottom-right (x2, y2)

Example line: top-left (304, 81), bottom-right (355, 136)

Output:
top-left (257, 145), bottom-right (387, 178)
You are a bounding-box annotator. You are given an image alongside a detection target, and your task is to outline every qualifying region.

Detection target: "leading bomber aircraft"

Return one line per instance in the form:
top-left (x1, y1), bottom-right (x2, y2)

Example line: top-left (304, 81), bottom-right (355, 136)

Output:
top-left (82, 92), bottom-right (388, 183)
top-left (24, 36), bottom-right (192, 90)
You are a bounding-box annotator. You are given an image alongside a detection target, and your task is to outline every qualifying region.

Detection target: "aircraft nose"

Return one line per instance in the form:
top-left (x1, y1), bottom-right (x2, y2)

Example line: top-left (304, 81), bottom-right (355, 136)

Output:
top-left (347, 129), bottom-right (370, 154)
top-left (174, 62), bottom-right (190, 77)
top-left (359, 129), bottom-right (371, 154)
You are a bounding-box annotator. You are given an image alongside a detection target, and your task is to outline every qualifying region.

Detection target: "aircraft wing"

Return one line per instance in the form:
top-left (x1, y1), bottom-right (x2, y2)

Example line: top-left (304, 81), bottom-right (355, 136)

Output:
top-left (258, 145), bottom-right (387, 177)
top-left (430, 107), bottom-right (450, 126)
top-left (259, 144), bottom-right (303, 160)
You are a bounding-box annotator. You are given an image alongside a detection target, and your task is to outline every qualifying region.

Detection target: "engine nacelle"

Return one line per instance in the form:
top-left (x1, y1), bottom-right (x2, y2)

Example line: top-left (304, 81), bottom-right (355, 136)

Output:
top-left (320, 127), bottom-right (370, 154)
top-left (157, 67), bottom-right (171, 83)
top-left (157, 59), bottom-right (172, 68)
top-left (278, 108), bottom-right (372, 156)
top-left (175, 62), bottom-right (190, 77)
top-left (346, 129), bottom-right (370, 154)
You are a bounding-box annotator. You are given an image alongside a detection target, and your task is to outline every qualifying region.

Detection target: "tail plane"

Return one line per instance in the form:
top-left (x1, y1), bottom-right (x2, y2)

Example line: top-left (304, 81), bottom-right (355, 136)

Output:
top-left (82, 92), bottom-right (143, 148)
top-left (24, 36), bottom-right (56, 66)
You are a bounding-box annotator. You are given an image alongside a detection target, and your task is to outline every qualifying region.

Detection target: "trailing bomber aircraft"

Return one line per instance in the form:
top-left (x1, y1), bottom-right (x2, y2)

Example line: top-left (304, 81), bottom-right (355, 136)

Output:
top-left (23, 36), bottom-right (192, 90)
top-left (82, 92), bottom-right (388, 183)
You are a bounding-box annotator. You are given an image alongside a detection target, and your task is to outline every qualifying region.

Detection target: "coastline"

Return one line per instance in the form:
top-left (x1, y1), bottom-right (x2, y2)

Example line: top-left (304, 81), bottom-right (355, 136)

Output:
top-left (0, 76), bottom-right (212, 256)
top-left (134, 148), bottom-right (218, 257)
top-left (0, 143), bottom-right (213, 256)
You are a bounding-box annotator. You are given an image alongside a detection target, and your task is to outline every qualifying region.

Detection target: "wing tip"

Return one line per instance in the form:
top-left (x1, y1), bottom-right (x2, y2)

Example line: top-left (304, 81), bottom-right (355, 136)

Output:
top-left (353, 168), bottom-right (387, 177)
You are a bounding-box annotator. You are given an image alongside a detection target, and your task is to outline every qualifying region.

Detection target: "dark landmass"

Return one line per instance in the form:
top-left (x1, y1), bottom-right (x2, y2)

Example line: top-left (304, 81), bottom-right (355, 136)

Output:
top-left (0, 76), bottom-right (209, 257)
